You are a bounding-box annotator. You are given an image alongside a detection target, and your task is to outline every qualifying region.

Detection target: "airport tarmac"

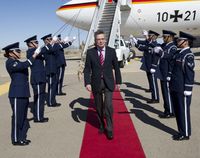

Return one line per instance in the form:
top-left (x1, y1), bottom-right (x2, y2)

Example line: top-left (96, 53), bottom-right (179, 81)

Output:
top-left (0, 54), bottom-right (200, 158)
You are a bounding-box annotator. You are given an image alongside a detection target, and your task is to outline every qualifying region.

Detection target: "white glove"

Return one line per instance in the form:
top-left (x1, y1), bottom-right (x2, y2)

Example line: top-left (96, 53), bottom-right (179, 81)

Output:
top-left (129, 35), bottom-right (138, 45)
top-left (71, 36), bottom-right (76, 42)
top-left (184, 91), bottom-right (192, 96)
top-left (143, 30), bottom-right (148, 36)
top-left (35, 46), bottom-right (41, 55)
top-left (150, 68), bottom-right (156, 73)
top-left (129, 34), bottom-right (134, 39)
top-left (132, 37), bottom-right (138, 45)
top-left (52, 36), bottom-right (58, 42)
top-left (166, 77), bottom-right (171, 81)
top-left (63, 36), bottom-right (70, 43)
top-left (154, 46), bottom-right (163, 54)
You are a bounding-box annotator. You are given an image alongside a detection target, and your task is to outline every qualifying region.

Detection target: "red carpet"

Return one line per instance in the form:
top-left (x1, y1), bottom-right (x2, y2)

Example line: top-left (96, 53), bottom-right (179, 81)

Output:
top-left (79, 91), bottom-right (146, 158)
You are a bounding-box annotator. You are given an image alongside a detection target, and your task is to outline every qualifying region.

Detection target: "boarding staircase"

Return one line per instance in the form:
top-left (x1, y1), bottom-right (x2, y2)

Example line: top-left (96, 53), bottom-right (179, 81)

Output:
top-left (78, 0), bottom-right (131, 80)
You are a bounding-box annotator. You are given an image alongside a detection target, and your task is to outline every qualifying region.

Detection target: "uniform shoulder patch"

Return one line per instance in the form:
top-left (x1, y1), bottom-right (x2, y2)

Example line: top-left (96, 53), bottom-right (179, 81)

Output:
top-left (171, 46), bottom-right (177, 52)
top-left (187, 62), bottom-right (194, 67)
top-left (186, 54), bottom-right (194, 68)
top-left (13, 61), bottom-right (18, 67)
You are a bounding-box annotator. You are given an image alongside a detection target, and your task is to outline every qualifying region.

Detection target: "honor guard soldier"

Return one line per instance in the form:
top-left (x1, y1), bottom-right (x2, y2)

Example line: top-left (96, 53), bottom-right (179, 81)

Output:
top-left (25, 35), bottom-right (49, 123)
top-left (2, 42), bottom-right (39, 145)
top-left (40, 34), bottom-right (61, 107)
top-left (130, 30), bottom-right (160, 103)
top-left (41, 34), bottom-right (75, 107)
top-left (55, 34), bottom-right (72, 95)
top-left (152, 30), bottom-right (177, 118)
top-left (170, 31), bottom-right (195, 141)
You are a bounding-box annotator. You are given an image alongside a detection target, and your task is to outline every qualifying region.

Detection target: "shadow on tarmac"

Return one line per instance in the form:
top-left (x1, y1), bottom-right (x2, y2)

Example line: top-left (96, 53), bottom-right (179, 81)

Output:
top-left (121, 89), bottom-right (162, 115)
top-left (131, 109), bottom-right (177, 135)
top-left (66, 58), bottom-right (81, 61)
top-left (69, 97), bottom-right (99, 129)
top-left (194, 81), bottom-right (200, 86)
top-left (123, 82), bottom-right (149, 92)
top-left (120, 88), bottom-right (177, 135)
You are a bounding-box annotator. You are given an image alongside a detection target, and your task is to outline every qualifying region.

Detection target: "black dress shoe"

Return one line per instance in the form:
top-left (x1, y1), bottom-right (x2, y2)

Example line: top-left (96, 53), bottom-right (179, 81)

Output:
top-left (23, 139), bottom-right (31, 143)
top-left (146, 99), bottom-right (159, 104)
top-left (172, 134), bottom-right (190, 141)
top-left (50, 103), bottom-right (61, 107)
top-left (159, 113), bottom-right (175, 119)
top-left (107, 131), bottom-right (113, 140)
top-left (57, 92), bottom-right (66, 96)
top-left (98, 125), bottom-right (105, 134)
top-left (12, 140), bottom-right (29, 146)
top-left (34, 117), bottom-right (49, 123)
top-left (145, 89), bottom-right (151, 93)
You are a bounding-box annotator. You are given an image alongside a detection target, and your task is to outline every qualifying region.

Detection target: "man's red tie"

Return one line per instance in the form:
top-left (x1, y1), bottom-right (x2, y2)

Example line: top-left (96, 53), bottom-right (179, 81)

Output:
top-left (100, 50), bottom-right (104, 66)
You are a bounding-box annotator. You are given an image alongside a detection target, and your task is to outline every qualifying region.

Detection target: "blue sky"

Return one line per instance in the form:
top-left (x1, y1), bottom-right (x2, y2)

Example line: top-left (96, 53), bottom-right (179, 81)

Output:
top-left (0, 0), bottom-right (87, 49)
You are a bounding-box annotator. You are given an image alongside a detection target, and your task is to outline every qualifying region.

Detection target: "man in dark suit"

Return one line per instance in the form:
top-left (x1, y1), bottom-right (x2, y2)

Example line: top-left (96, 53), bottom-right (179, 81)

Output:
top-left (84, 30), bottom-right (122, 140)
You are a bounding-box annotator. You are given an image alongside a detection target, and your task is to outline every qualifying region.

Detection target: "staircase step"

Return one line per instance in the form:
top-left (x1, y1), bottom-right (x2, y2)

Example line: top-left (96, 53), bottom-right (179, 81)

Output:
top-left (104, 7), bottom-right (116, 10)
top-left (99, 23), bottom-right (113, 26)
top-left (105, 3), bottom-right (116, 6)
top-left (98, 24), bottom-right (112, 27)
top-left (103, 12), bottom-right (115, 15)
top-left (102, 14), bottom-right (115, 17)
top-left (102, 15), bottom-right (114, 17)
top-left (101, 19), bottom-right (113, 22)
top-left (103, 10), bottom-right (115, 13)
top-left (99, 24), bottom-right (112, 27)
top-left (98, 27), bottom-right (112, 29)
top-left (101, 18), bottom-right (113, 20)
top-left (99, 23), bottom-right (112, 26)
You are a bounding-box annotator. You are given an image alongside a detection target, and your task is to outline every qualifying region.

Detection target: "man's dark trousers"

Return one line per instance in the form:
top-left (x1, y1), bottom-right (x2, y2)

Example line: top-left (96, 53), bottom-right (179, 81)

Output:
top-left (94, 79), bottom-right (113, 132)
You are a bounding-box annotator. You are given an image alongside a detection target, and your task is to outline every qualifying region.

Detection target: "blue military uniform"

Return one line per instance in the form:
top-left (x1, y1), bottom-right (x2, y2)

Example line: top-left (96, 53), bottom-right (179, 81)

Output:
top-left (152, 30), bottom-right (177, 117)
top-left (41, 34), bottom-right (71, 106)
top-left (25, 35), bottom-right (47, 122)
top-left (55, 34), bottom-right (72, 95)
top-left (3, 42), bottom-right (34, 145)
top-left (135, 30), bottom-right (160, 103)
top-left (41, 34), bottom-right (58, 107)
top-left (170, 32), bottom-right (195, 140)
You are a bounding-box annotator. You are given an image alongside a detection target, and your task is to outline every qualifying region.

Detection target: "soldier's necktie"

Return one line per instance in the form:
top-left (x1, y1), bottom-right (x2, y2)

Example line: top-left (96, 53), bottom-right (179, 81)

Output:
top-left (99, 49), bottom-right (104, 66)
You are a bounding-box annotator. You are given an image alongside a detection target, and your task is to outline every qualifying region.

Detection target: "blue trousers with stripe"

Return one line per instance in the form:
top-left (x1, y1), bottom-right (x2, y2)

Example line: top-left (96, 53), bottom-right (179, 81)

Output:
top-left (32, 83), bottom-right (46, 121)
top-left (47, 73), bottom-right (57, 106)
top-left (149, 73), bottom-right (159, 101)
top-left (56, 66), bottom-right (65, 94)
top-left (171, 91), bottom-right (192, 136)
top-left (9, 97), bottom-right (30, 143)
top-left (146, 72), bottom-right (151, 91)
top-left (160, 80), bottom-right (174, 114)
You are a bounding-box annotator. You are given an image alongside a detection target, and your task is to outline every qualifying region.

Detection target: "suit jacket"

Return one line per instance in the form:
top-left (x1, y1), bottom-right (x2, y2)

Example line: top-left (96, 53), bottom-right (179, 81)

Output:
top-left (84, 46), bottom-right (122, 93)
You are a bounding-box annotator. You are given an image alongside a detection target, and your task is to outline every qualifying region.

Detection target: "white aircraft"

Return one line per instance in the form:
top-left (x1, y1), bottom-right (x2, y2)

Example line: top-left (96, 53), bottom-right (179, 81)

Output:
top-left (56, 0), bottom-right (200, 44)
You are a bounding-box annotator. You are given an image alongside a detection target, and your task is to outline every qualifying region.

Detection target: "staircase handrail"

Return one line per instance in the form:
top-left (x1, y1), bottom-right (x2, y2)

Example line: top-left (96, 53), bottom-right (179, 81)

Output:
top-left (108, 1), bottom-right (121, 48)
top-left (81, 0), bottom-right (107, 61)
